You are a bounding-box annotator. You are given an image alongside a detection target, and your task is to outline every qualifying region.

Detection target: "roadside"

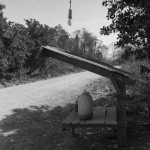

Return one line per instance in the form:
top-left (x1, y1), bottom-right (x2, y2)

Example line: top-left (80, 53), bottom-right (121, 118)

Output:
top-left (0, 71), bottom-right (100, 121)
top-left (0, 72), bottom-right (115, 150)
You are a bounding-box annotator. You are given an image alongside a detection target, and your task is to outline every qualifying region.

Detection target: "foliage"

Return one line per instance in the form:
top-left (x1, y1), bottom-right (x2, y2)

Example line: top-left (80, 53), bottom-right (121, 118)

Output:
top-left (72, 29), bottom-right (105, 61)
top-left (100, 0), bottom-right (150, 59)
top-left (0, 5), bottom-right (78, 83)
top-left (0, 4), bottom-right (107, 86)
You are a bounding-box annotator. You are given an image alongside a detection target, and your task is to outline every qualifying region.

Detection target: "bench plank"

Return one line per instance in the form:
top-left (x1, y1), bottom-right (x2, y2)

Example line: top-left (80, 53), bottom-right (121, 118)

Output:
top-left (63, 107), bottom-right (117, 127)
top-left (81, 107), bottom-right (106, 126)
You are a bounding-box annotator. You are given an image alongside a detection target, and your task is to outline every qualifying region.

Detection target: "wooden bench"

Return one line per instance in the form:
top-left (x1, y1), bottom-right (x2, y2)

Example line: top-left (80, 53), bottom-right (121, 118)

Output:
top-left (63, 107), bottom-right (117, 135)
top-left (37, 46), bottom-right (147, 150)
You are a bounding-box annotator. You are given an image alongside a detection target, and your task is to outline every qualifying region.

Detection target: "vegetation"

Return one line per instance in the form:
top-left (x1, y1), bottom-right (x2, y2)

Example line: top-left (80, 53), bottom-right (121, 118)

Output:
top-left (0, 4), bottom-right (107, 87)
top-left (101, 0), bottom-right (150, 60)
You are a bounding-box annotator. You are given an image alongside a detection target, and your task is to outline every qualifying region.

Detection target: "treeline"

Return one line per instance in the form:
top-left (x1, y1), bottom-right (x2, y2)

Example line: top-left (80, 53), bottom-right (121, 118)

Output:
top-left (0, 4), bottom-right (106, 86)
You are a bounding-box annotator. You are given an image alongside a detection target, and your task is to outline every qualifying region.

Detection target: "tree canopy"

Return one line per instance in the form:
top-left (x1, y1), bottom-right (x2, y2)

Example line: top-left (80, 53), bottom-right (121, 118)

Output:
top-left (0, 4), bottom-right (106, 84)
top-left (100, 0), bottom-right (150, 59)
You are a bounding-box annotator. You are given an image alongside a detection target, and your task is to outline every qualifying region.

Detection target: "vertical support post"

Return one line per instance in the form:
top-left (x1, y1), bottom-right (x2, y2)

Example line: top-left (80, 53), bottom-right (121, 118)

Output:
top-left (109, 73), bottom-right (127, 150)
top-left (116, 80), bottom-right (127, 150)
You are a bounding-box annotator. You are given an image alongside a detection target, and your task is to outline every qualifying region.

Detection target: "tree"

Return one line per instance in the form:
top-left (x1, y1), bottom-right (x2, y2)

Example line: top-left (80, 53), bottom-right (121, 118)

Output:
top-left (96, 41), bottom-right (108, 57)
top-left (0, 4), bottom-right (6, 38)
top-left (8, 23), bottom-right (31, 78)
top-left (24, 19), bottom-right (57, 73)
top-left (24, 20), bottom-right (76, 76)
top-left (0, 4), bottom-right (80, 81)
top-left (0, 21), bottom-right (31, 79)
top-left (100, 0), bottom-right (150, 59)
top-left (73, 29), bottom-right (98, 58)
top-left (54, 24), bottom-right (70, 49)
top-left (0, 4), bottom-right (19, 79)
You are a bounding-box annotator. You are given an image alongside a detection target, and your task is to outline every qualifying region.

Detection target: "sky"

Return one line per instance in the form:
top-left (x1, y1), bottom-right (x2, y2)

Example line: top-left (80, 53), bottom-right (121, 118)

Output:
top-left (1, 0), bottom-right (117, 45)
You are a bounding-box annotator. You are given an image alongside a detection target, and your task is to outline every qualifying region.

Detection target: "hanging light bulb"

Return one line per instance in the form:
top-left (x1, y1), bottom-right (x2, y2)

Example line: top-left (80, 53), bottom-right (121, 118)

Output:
top-left (68, 0), bottom-right (72, 26)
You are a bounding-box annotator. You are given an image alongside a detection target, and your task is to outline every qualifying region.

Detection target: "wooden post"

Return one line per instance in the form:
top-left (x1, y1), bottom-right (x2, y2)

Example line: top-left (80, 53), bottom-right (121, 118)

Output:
top-left (116, 80), bottom-right (127, 150)
top-left (110, 73), bottom-right (127, 150)
top-left (117, 97), bottom-right (127, 150)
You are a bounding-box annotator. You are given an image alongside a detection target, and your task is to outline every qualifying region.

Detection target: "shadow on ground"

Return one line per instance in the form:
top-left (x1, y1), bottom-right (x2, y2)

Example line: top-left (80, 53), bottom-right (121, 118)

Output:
top-left (0, 97), bottom-right (150, 150)
top-left (0, 104), bottom-right (73, 150)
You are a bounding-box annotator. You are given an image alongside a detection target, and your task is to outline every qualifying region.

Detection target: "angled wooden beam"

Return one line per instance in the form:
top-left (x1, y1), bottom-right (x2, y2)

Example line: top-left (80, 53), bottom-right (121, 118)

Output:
top-left (38, 46), bottom-right (146, 85)
top-left (40, 46), bottom-right (110, 78)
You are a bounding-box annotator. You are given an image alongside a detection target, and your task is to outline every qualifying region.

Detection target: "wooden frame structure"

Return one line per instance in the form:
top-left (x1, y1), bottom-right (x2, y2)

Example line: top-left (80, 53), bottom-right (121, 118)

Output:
top-left (37, 46), bottom-right (146, 150)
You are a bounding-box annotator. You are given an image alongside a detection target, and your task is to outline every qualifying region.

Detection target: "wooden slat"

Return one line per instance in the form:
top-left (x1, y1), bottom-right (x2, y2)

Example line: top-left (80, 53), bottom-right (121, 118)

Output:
top-left (82, 107), bottom-right (106, 126)
top-left (105, 107), bottom-right (117, 125)
top-left (63, 107), bottom-right (118, 127)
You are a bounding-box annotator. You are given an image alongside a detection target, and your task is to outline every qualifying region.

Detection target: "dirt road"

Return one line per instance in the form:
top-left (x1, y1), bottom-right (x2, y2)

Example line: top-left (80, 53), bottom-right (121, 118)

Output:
top-left (0, 71), bottom-right (100, 121)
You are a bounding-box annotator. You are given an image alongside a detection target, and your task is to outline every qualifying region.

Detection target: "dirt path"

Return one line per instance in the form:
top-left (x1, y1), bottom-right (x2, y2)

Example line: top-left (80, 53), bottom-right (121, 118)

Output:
top-left (0, 71), bottom-right (100, 121)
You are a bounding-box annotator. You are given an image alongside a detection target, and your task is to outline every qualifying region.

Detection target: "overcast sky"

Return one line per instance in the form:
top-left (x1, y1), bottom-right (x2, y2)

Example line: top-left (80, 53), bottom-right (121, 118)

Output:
top-left (1, 0), bottom-right (117, 45)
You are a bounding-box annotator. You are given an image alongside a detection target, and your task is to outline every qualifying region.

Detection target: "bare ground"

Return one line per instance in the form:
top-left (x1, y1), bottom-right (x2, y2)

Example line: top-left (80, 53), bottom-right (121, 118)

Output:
top-left (0, 71), bottom-right (100, 121)
top-left (0, 71), bottom-right (150, 150)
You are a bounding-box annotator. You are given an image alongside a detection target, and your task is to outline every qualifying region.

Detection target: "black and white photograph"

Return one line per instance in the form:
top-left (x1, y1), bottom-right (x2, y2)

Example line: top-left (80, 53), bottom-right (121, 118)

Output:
top-left (0, 0), bottom-right (150, 150)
